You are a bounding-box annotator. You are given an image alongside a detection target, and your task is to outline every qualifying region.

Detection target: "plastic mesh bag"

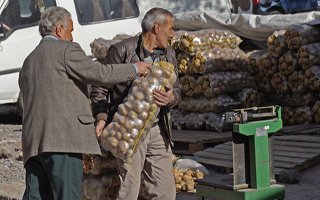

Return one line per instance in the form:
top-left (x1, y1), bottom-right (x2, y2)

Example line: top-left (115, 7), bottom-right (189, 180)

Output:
top-left (100, 61), bottom-right (176, 162)
top-left (178, 95), bottom-right (240, 113)
top-left (174, 158), bottom-right (209, 175)
top-left (90, 38), bottom-right (121, 60)
top-left (172, 28), bottom-right (242, 55)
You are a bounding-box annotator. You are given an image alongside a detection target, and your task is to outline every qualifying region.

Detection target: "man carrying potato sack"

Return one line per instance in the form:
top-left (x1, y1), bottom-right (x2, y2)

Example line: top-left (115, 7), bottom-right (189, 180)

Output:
top-left (91, 7), bottom-right (181, 200)
top-left (19, 6), bottom-right (150, 200)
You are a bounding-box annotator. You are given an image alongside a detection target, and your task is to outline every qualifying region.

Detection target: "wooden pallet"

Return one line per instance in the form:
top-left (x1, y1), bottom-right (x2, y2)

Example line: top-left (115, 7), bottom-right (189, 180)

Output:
top-left (189, 135), bottom-right (320, 175)
top-left (280, 124), bottom-right (320, 135)
top-left (171, 130), bottom-right (232, 155)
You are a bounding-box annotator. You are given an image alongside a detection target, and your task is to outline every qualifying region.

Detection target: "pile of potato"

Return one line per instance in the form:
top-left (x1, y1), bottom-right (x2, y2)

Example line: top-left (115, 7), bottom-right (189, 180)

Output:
top-left (278, 51), bottom-right (298, 76)
top-left (190, 48), bottom-right (249, 74)
top-left (283, 106), bottom-right (312, 125)
top-left (298, 42), bottom-right (320, 70)
top-left (82, 173), bottom-right (120, 200)
top-left (180, 75), bottom-right (200, 96)
top-left (284, 24), bottom-right (320, 50)
top-left (257, 52), bottom-right (278, 76)
top-left (82, 173), bottom-right (148, 200)
top-left (170, 109), bottom-right (206, 130)
top-left (312, 101), bottom-right (320, 123)
top-left (248, 24), bottom-right (320, 125)
top-left (170, 28), bottom-right (265, 132)
top-left (90, 38), bottom-right (120, 60)
top-left (253, 73), bottom-right (273, 93)
top-left (172, 29), bottom-right (247, 75)
top-left (305, 66), bottom-right (320, 91)
top-left (235, 88), bottom-right (260, 108)
top-left (247, 49), bottom-right (267, 74)
top-left (177, 49), bottom-right (248, 75)
top-left (268, 93), bottom-right (316, 108)
top-left (176, 46), bottom-right (249, 75)
top-left (288, 71), bottom-right (306, 94)
top-left (173, 168), bottom-right (204, 192)
top-left (171, 109), bottom-right (226, 132)
top-left (100, 61), bottom-right (176, 161)
top-left (196, 71), bottom-right (255, 97)
top-left (177, 53), bottom-right (193, 74)
top-left (293, 106), bottom-right (313, 124)
top-left (282, 107), bottom-right (295, 125)
top-left (180, 72), bottom-right (255, 98)
top-left (90, 34), bottom-right (133, 60)
top-left (83, 149), bottom-right (117, 176)
top-left (172, 29), bottom-right (242, 54)
top-left (267, 30), bottom-right (287, 58)
top-left (270, 72), bottom-right (289, 94)
top-left (177, 88), bottom-right (259, 113)
top-left (178, 95), bottom-right (239, 113)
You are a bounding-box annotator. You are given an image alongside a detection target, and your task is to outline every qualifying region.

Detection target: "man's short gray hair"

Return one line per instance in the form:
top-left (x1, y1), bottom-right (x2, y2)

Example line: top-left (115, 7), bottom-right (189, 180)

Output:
top-left (39, 6), bottom-right (71, 37)
top-left (141, 7), bottom-right (173, 33)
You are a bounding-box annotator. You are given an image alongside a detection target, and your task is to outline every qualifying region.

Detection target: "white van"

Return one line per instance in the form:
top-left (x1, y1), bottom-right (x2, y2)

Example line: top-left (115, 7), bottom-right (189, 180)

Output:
top-left (0, 0), bottom-right (227, 113)
top-left (0, 0), bottom-right (143, 109)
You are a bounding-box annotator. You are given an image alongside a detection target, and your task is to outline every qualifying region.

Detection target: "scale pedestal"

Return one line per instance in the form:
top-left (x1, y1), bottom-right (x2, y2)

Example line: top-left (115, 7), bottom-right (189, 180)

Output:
top-left (196, 106), bottom-right (285, 200)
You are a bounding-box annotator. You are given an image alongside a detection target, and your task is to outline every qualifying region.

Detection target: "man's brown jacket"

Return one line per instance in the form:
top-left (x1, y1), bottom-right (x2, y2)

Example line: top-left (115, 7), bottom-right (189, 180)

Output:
top-left (91, 35), bottom-right (181, 145)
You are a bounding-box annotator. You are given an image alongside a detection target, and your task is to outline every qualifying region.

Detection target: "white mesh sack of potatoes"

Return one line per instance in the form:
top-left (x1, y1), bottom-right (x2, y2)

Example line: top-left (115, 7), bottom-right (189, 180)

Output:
top-left (100, 61), bottom-right (177, 162)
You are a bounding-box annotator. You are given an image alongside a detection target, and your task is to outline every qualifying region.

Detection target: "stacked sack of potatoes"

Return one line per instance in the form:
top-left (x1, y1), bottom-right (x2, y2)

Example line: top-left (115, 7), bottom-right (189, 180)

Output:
top-left (89, 34), bottom-right (132, 61)
top-left (170, 28), bottom-right (259, 132)
top-left (247, 24), bottom-right (320, 125)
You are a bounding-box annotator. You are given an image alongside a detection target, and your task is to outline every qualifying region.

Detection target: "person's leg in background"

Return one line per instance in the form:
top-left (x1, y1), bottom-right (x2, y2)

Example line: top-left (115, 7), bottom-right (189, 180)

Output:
top-left (116, 130), bottom-right (150, 200)
top-left (142, 126), bottom-right (176, 200)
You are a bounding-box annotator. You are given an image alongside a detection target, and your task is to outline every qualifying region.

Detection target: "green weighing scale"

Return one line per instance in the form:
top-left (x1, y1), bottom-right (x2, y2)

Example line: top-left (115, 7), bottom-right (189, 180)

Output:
top-left (196, 106), bottom-right (285, 200)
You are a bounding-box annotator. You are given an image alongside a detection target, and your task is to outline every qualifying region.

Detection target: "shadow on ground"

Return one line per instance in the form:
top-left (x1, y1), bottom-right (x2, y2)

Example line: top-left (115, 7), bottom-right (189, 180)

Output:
top-left (0, 104), bottom-right (22, 125)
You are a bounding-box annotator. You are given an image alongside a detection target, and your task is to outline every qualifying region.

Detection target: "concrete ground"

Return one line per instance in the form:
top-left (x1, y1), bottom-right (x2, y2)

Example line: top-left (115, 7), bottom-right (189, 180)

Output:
top-left (1, 153), bottom-right (320, 200)
top-left (1, 109), bottom-right (320, 200)
top-left (176, 163), bottom-right (320, 200)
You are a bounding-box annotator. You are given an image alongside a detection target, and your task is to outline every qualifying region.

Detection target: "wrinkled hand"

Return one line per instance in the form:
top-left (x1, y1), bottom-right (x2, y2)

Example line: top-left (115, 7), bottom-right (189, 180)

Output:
top-left (153, 85), bottom-right (174, 107)
top-left (135, 61), bottom-right (151, 77)
top-left (95, 120), bottom-right (106, 138)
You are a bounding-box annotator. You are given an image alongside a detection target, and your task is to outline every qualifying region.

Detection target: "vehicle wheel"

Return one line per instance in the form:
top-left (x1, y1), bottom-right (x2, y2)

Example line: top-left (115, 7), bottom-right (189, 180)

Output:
top-left (268, 10), bottom-right (283, 14)
top-left (257, 7), bottom-right (284, 15)
top-left (16, 92), bottom-right (23, 117)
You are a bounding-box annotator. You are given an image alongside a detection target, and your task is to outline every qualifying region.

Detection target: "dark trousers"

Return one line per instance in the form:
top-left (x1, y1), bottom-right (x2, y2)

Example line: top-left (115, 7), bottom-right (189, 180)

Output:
top-left (23, 153), bottom-right (83, 200)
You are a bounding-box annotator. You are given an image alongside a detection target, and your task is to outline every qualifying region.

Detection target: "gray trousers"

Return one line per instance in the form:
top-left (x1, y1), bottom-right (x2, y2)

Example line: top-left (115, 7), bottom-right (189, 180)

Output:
top-left (116, 125), bottom-right (176, 200)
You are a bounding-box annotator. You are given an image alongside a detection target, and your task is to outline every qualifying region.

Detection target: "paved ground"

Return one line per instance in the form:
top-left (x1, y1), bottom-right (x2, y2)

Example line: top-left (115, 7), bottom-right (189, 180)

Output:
top-left (176, 163), bottom-right (320, 200)
top-left (1, 107), bottom-right (320, 200)
top-left (2, 164), bottom-right (320, 200)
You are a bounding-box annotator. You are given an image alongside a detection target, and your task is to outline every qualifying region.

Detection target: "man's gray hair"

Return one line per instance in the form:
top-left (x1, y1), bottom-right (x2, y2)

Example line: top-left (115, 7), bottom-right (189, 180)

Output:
top-left (39, 7), bottom-right (71, 37)
top-left (141, 7), bottom-right (173, 33)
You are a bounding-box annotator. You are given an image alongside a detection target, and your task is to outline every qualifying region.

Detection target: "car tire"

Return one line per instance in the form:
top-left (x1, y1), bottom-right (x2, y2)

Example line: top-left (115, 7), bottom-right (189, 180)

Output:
top-left (268, 10), bottom-right (283, 14)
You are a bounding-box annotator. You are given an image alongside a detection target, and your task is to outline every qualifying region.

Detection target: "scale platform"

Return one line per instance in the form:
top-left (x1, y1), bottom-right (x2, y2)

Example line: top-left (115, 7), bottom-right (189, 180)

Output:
top-left (196, 175), bottom-right (285, 200)
top-left (196, 106), bottom-right (285, 200)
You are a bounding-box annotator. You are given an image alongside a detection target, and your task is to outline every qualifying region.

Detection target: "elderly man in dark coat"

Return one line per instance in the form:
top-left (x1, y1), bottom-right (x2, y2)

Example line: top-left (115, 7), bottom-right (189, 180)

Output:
top-left (19, 6), bottom-right (150, 200)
